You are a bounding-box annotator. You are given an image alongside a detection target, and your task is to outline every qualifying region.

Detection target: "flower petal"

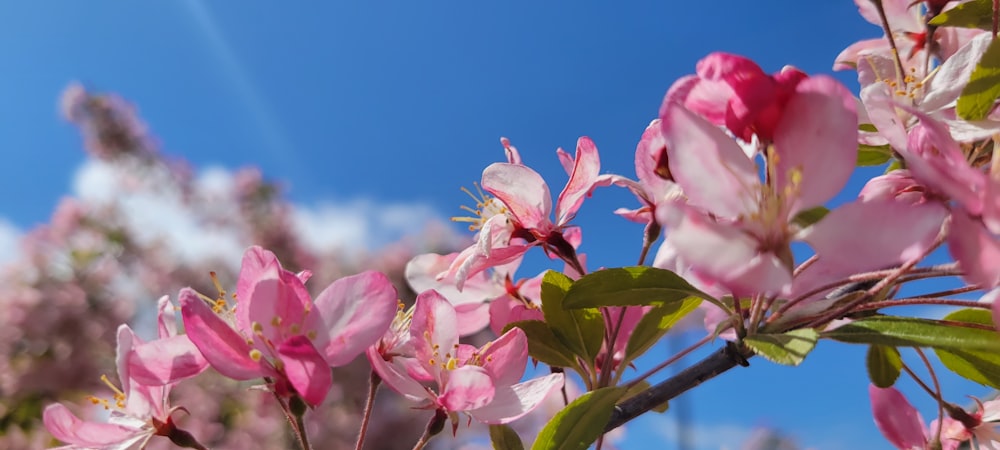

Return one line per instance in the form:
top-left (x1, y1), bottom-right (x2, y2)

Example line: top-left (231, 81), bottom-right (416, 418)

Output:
top-left (129, 334), bottom-right (209, 386)
top-left (479, 328), bottom-right (528, 387)
top-left (482, 163), bottom-right (552, 230)
top-left (469, 373), bottom-right (565, 424)
top-left (278, 335), bottom-right (332, 406)
top-left (43, 403), bottom-right (145, 448)
top-left (773, 75), bottom-right (858, 214)
top-left (869, 385), bottom-right (928, 450)
top-left (439, 365), bottom-right (495, 412)
top-left (949, 211), bottom-right (1000, 289)
top-left (312, 271), bottom-right (398, 366)
top-left (555, 137), bottom-right (600, 226)
top-left (179, 288), bottom-right (263, 380)
top-left (410, 290), bottom-right (459, 372)
top-left (659, 101), bottom-right (758, 218)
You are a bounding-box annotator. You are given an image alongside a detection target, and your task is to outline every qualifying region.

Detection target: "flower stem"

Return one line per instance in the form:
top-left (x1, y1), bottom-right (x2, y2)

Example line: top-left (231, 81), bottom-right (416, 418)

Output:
top-left (355, 371), bottom-right (382, 450)
top-left (412, 409), bottom-right (447, 450)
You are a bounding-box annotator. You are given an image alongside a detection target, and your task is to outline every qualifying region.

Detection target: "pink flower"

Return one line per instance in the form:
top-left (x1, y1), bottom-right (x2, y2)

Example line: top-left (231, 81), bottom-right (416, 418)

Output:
top-left (44, 323), bottom-right (197, 449)
top-left (600, 120), bottom-right (685, 227)
top-left (126, 296), bottom-right (208, 386)
top-left (444, 137), bottom-right (600, 288)
top-left (369, 290), bottom-right (564, 427)
top-left (869, 385), bottom-right (957, 450)
top-left (656, 66), bottom-right (857, 295)
top-left (406, 252), bottom-right (544, 337)
top-left (179, 246), bottom-right (398, 406)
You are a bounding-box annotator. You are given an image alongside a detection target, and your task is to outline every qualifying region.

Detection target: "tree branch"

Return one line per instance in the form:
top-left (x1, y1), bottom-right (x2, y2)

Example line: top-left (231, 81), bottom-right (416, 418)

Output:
top-left (604, 342), bottom-right (754, 432)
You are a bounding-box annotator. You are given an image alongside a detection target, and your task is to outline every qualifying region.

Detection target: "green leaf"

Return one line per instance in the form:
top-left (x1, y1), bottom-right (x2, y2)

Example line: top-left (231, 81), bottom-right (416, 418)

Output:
top-left (504, 320), bottom-right (580, 370)
top-left (885, 159), bottom-right (903, 173)
top-left (933, 307), bottom-right (1000, 388)
top-left (858, 123), bottom-right (878, 132)
top-left (540, 271), bottom-right (605, 365)
top-left (958, 36), bottom-right (1000, 120)
top-left (490, 424), bottom-right (525, 450)
top-left (623, 297), bottom-right (702, 365)
top-left (928, 0), bottom-right (993, 29)
top-left (563, 266), bottom-right (714, 308)
top-left (743, 329), bottom-right (819, 366)
top-left (532, 387), bottom-right (627, 450)
top-left (823, 315), bottom-right (1000, 352)
top-left (943, 307), bottom-right (994, 326)
top-left (857, 144), bottom-right (893, 166)
top-left (866, 345), bottom-right (902, 388)
top-left (936, 348), bottom-right (1000, 389)
top-left (791, 206), bottom-right (830, 228)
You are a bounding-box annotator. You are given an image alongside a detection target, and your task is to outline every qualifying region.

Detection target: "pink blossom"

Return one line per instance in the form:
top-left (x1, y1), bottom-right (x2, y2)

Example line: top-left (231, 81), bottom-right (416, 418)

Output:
top-left (369, 290), bottom-right (563, 427)
top-left (656, 68), bottom-right (857, 295)
top-left (869, 385), bottom-right (951, 450)
top-left (600, 119), bottom-right (685, 227)
top-left (444, 137), bottom-right (600, 288)
top-left (43, 324), bottom-right (198, 449)
top-left (180, 246), bottom-right (397, 406)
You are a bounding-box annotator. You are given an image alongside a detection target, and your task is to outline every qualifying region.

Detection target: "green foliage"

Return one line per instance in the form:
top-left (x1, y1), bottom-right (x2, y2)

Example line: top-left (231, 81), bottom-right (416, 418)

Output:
top-left (866, 345), bottom-right (902, 388)
top-left (857, 144), bottom-right (893, 166)
top-left (623, 297), bottom-right (702, 365)
top-left (928, 0), bottom-right (994, 30)
top-left (505, 320), bottom-right (580, 370)
top-left (743, 329), bottom-right (819, 366)
top-left (563, 266), bottom-right (715, 308)
top-left (933, 308), bottom-right (1000, 388)
top-left (823, 315), bottom-right (1000, 352)
top-left (490, 424), bottom-right (525, 450)
top-left (531, 387), bottom-right (627, 450)
top-left (540, 271), bottom-right (605, 366)
top-left (957, 36), bottom-right (1000, 120)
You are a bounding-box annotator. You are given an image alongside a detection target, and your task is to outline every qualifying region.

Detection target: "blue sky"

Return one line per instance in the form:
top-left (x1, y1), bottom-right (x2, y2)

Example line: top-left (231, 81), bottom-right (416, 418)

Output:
top-left (0, 2), bottom-right (988, 449)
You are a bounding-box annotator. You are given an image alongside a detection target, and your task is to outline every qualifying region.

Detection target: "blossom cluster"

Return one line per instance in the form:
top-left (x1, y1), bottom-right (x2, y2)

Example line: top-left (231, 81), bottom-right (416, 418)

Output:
top-left (23, 1), bottom-right (1000, 449)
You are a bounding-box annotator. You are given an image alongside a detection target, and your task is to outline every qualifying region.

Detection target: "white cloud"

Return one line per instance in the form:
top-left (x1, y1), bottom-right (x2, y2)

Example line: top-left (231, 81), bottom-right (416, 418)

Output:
top-left (292, 199), bottom-right (444, 253)
top-left (0, 219), bottom-right (21, 266)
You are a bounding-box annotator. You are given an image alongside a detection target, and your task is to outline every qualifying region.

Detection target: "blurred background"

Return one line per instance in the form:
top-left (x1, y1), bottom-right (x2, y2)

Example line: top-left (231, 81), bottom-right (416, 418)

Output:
top-left (0, 2), bottom-right (980, 449)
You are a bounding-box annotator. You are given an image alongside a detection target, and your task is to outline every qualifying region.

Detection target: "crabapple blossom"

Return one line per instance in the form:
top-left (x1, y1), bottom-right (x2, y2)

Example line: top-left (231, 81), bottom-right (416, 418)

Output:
top-left (179, 246), bottom-right (398, 406)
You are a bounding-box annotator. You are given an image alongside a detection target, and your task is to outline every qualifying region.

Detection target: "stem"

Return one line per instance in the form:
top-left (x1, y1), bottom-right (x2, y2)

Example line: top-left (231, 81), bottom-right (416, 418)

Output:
top-left (871, 0), bottom-right (908, 85)
top-left (355, 372), bottom-right (382, 450)
top-left (916, 348), bottom-right (946, 446)
top-left (600, 307), bottom-right (629, 387)
top-left (852, 298), bottom-right (990, 313)
top-left (993, 0), bottom-right (998, 37)
top-left (637, 220), bottom-right (662, 266)
top-left (412, 410), bottom-right (447, 450)
top-left (626, 333), bottom-right (713, 388)
top-left (605, 342), bottom-right (753, 432)
top-left (294, 406), bottom-right (313, 450)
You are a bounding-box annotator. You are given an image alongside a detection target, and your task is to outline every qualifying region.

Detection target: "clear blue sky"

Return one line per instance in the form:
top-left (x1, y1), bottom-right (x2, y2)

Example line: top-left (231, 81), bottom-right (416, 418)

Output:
top-left (0, 2), bottom-right (985, 449)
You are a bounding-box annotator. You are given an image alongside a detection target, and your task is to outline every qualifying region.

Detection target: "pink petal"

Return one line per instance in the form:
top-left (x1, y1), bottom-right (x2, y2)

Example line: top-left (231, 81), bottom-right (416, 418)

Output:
top-left (454, 302), bottom-right (492, 337)
top-left (179, 288), bottom-right (263, 380)
top-left (665, 74), bottom-right (731, 126)
top-left (312, 271), bottom-right (398, 366)
top-left (156, 296), bottom-right (177, 339)
top-left (243, 267), bottom-right (312, 345)
top-left (801, 199), bottom-right (948, 273)
top-left (661, 206), bottom-right (790, 296)
top-left (43, 403), bottom-right (144, 447)
top-left (555, 137), bottom-right (601, 226)
top-left (453, 216), bottom-right (533, 289)
top-left (482, 163), bottom-right (553, 230)
top-left (439, 365), bottom-right (495, 412)
top-left (949, 211), bottom-right (1000, 289)
top-left (500, 137), bottom-right (523, 165)
top-left (904, 116), bottom-right (985, 214)
top-left (869, 385), bottom-right (928, 449)
top-left (834, 39), bottom-right (889, 71)
top-left (410, 290), bottom-right (459, 371)
top-left (923, 33), bottom-right (993, 112)
top-left (633, 119), bottom-right (674, 199)
top-left (366, 348), bottom-right (428, 402)
top-left (773, 75), bottom-right (858, 214)
top-left (235, 245), bottom-right (281, 332)
top-left (278, 335), bottom-right (332, 406)
top-left (660, 102), bottom-right (758, 219)
top-left (129, 334), bottom-right (209, 386)
top-left (479, 328), bottom-right (528, 387)
top-left (469, 373), bottom-right (565, 424)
